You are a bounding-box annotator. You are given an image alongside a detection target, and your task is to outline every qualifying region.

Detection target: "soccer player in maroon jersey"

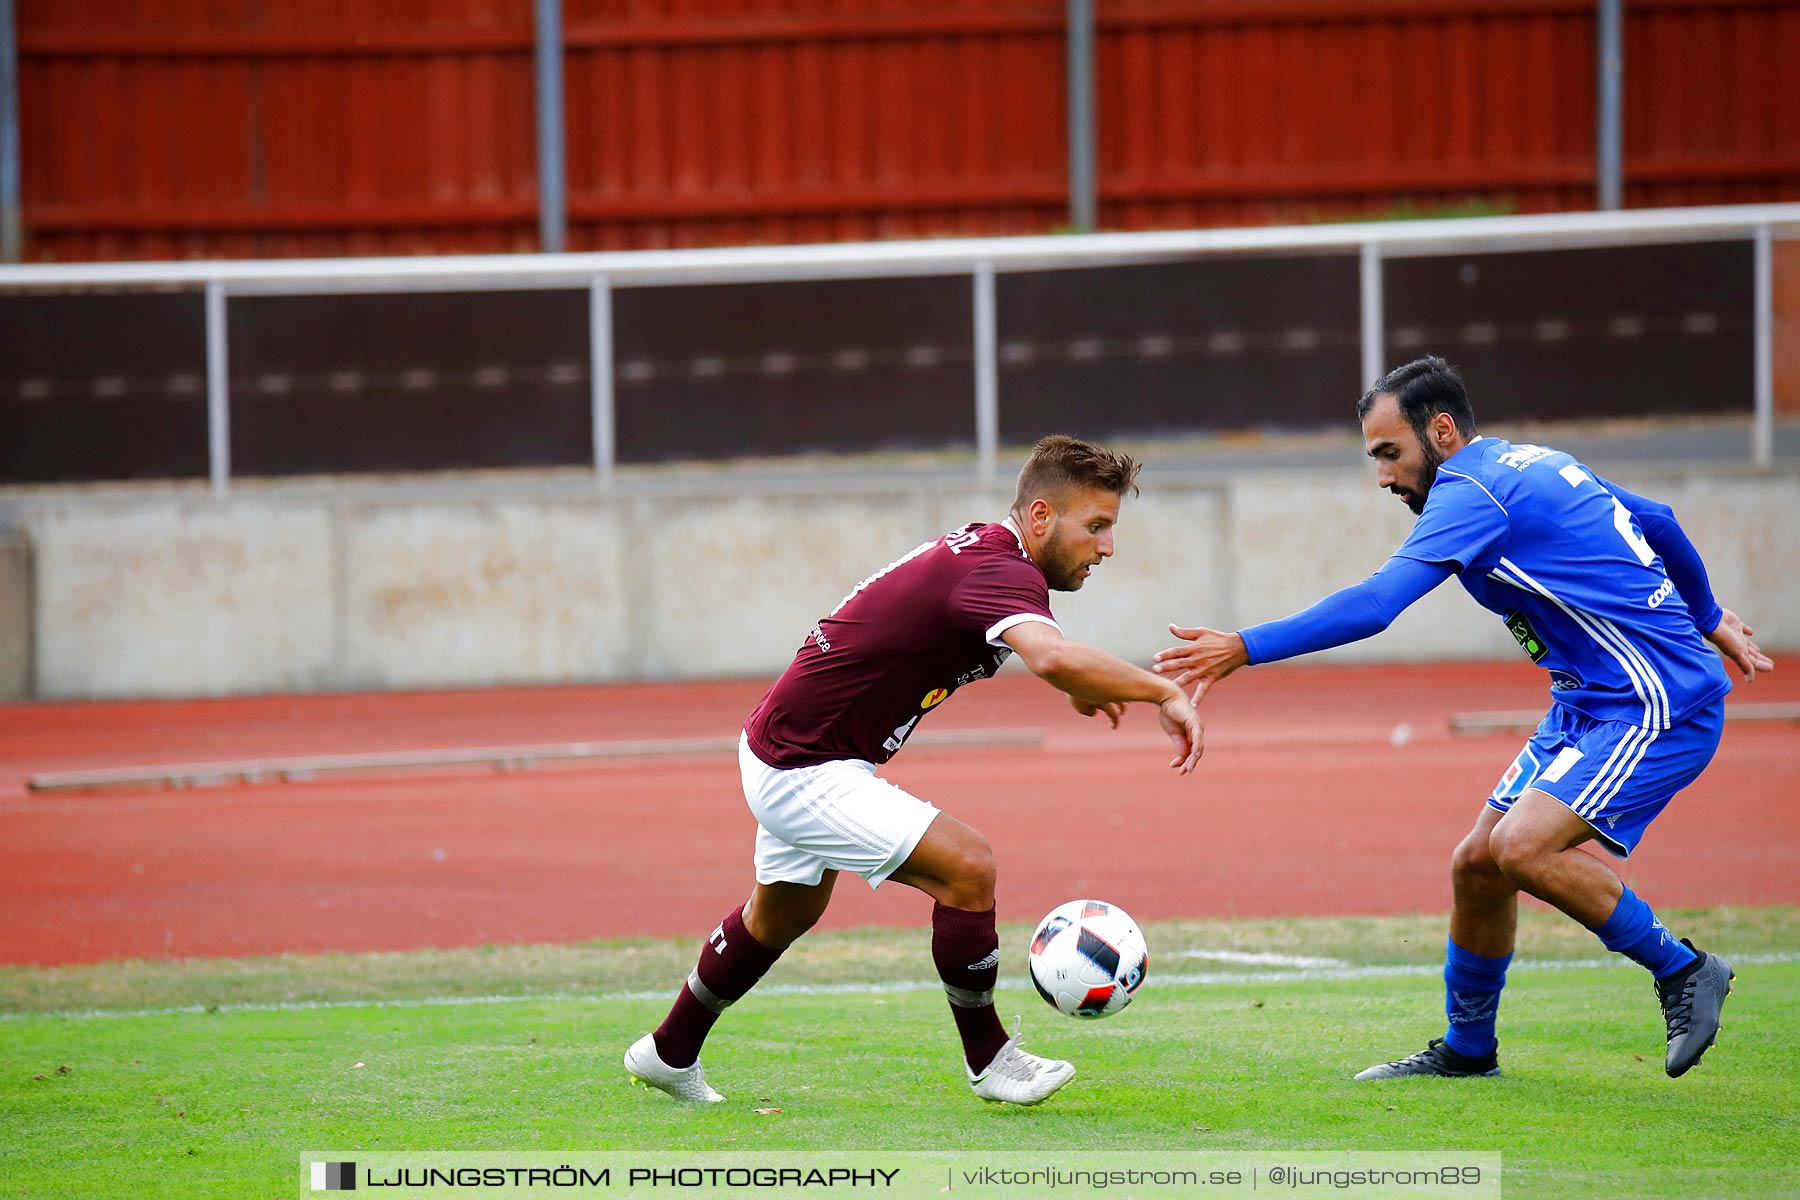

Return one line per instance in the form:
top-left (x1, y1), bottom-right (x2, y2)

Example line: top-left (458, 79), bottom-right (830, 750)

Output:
top-left (625, 435), bottom-right (1204, 1106)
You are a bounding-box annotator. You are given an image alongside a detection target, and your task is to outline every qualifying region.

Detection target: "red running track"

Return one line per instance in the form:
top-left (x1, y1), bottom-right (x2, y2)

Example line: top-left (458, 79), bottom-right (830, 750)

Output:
top-left (1, 662), bottom-right (1795, 966)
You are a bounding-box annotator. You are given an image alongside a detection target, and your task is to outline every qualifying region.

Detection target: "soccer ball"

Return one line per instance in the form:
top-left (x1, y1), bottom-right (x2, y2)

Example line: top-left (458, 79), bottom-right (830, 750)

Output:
top-left (1027, 899), bottom-right (1148, 1018)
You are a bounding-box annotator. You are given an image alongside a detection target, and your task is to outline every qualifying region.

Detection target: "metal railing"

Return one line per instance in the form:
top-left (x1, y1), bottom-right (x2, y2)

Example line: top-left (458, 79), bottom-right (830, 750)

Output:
top-left (3, 201), bottom-right (1797, 494)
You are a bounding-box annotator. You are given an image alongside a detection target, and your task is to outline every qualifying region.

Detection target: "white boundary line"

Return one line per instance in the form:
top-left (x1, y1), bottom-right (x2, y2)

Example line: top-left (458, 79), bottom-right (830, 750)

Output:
top-left (1173, 950), bottom-right (1348, 968)
top-left (7, 951), bottom-right (1795, 1024)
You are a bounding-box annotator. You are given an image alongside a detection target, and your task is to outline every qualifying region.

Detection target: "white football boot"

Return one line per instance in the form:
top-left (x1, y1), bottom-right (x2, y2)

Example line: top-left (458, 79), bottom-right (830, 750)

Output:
top-left (624, 1033), bottom-right (725, 1103)
top-left (967, 1019), bottom-right (1075, 1105)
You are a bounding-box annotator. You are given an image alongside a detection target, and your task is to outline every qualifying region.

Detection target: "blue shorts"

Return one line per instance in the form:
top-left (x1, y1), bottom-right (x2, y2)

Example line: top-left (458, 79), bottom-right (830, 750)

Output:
top-left (1487, 698), bottom-right (1724, 858)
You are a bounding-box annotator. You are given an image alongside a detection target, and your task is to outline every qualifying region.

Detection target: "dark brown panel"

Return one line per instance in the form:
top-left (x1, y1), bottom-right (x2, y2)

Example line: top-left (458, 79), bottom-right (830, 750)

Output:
top-left (0, 291), bottom-right (208, 483)
top-left (1381, 242), bottom-right (1754, 420)
top-left (610, 276), bottom-right (974, 462)
top-left (997, 256), bottom-right (1363, 441)
top-left (226, 290), bottom-right (591, 475)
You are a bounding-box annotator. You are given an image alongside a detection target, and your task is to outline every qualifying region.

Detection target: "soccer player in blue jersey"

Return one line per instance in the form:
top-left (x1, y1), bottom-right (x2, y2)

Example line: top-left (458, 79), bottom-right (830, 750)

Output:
top-left (1154, 356), bottom-right (1773, 1080)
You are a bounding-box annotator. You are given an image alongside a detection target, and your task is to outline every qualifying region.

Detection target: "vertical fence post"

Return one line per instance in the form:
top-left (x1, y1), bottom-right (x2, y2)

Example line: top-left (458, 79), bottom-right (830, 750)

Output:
top-left (205, 280), bottom-right (231, 497)
top-left (534, 0), bottom-right (567, 253)
top-left (1360, 241), bottom-right (1384, 390)
top-left (1753, 224), bottom-right (1773, 469)
top-left (0, 0), bottom-right (21, 262)
top-left (974, 259), bottom-right (999, 487)
top-left (1066, 0), bottom-right (1097, 233)
top-left (1596, 0), bottom-right (1624, 211)
top-left (590, 273), bottom-right (614, 489)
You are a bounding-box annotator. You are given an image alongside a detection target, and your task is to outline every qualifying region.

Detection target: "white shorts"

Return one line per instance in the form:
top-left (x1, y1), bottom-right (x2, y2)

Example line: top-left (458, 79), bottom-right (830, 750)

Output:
top-left (739, 733), bottom-right (940, 890)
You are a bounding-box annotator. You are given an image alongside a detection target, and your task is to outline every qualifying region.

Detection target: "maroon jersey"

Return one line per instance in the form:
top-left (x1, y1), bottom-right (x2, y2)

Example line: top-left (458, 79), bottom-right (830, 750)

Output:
top-left (744, 521), bottom-right (1060, 768)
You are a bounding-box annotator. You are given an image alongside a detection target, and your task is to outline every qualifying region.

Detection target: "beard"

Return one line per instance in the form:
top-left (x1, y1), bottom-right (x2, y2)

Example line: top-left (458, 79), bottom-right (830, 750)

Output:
top-left (1040, 527), bottom-right (1091, 591)
top-left (1402, 438), bottom-right (1446, 515)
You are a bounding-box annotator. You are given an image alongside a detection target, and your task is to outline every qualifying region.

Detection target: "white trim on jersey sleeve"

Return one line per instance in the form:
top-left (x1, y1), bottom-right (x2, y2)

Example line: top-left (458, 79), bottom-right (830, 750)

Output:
top-left (984, 612), bottom-right (1061, 648)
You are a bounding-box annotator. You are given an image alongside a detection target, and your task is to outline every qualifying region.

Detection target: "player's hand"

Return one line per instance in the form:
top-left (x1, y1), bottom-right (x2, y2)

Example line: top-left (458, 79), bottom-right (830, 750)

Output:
top-left (1158, 693), bottom-right (1204, 774)
top-left (1070, 694), bottom-right (1125, 728)
top-left (1706, 608), bottom-right (1774, 681)
top-left (1152, 625), bottom-right (1250, 704)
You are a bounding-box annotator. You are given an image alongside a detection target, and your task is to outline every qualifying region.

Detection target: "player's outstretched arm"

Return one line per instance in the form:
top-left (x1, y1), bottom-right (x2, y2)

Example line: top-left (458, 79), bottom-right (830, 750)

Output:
top-left (1705, 607), bottom-right (1775, 682)
top-left (1001, 621), bottom-right (1203, 774)
top-left (1154, 556), bottom-right (1455, 702)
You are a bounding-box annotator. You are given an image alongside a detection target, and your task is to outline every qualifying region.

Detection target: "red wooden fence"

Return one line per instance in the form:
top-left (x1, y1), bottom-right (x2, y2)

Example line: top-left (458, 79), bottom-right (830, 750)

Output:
top-left (15, 0), bottom-right (1799, 260)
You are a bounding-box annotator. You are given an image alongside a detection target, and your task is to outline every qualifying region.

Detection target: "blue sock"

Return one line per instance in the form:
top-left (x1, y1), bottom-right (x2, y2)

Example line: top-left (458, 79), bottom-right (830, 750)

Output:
top-left (1442, 938), bottom-right (1510, 1058)
top-left (1591, 887), bottom-right (1697, 979)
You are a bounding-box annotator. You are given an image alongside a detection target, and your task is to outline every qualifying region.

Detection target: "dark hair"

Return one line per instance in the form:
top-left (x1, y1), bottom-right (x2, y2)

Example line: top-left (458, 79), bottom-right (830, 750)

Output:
top-left (1357, 356), bottom-right (1478, 441)
top-left (1012, 434), bottom-right (1142, 508)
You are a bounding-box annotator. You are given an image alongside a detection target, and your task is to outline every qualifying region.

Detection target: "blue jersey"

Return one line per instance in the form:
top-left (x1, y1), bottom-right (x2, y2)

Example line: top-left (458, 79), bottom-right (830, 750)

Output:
top-left (1392, 437), bottom-right (1730, 729)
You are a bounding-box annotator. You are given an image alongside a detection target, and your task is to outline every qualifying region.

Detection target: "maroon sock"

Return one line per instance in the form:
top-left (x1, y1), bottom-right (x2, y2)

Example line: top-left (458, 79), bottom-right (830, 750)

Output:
top-left (932, 901), bottom-right (1008, 1072)
top-left (652, 904), bottom-right (783, 1069)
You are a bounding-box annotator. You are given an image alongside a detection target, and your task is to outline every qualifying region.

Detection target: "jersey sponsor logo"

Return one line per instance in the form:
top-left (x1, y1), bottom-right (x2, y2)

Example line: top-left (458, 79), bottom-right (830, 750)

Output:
top-left (1504, 611), bottom-right (1549, 663)
top-left (1647, 577), bottom-right (1675, 608)
top-left (920, 688), bottom-right (949, 710)
top-left (1548, 670), bottom-right (1583, 691)
top-left (956, 666), bottom-right (987, 687)
top-left (1497, 443), bottom-right (1555, 470)
top-left (883, 714), bottom-right (923, 754)
top-left (808, 623), bottom-right (832, 653)
top-left (1492, 747), bottom-right (1538, 802)
top-left (1540, 746), bottom-right (1584, 783)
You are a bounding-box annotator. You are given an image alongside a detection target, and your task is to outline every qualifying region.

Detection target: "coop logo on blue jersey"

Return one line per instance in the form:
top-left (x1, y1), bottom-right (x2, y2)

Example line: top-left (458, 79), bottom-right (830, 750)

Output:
top-left (310, 1162), bottom-right (355, 1191)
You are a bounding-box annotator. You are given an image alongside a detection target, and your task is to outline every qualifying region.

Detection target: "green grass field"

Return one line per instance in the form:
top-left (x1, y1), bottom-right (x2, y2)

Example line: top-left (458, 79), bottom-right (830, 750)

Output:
top-left (5, 907), bottom-right (1797, 1199)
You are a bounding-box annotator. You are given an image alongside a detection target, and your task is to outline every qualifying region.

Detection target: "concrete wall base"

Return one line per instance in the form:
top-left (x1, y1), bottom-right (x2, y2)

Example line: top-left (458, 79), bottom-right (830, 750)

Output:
top-left (11, 466), bottom-right (1797, 699)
